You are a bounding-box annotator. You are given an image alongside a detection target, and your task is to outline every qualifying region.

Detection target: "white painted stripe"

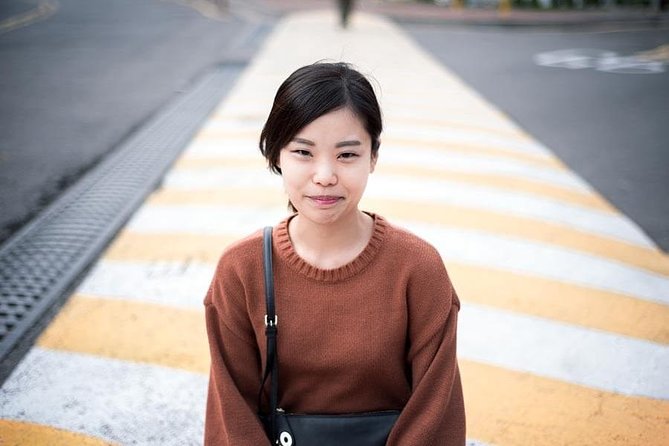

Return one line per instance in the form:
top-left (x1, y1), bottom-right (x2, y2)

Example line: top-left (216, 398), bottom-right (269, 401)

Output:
top-left (164, 168), bottom-right (281, 189)
top-left (384, 108), bottom-right (528, 136)
top-left (368, 176), bottom-right (651, 248)
top-left (181, 139), bottom-right (587, 192)
top-left (183, 140), bottom-right (262, 160)
top-left (379, 145), bottom-right (589, 192)
top-left (458, 303), bottom-right (669, 400)
top-left (402, 219), bottom-right (669, 306)
top-left (126, 203), bottom-right (287, 235)
top-left (0, 348), bottom-right (207, 445)
top-left (202, 118), bottom-right (536, 157)
top-left (385, 125), bottom-right (549, 156)
top-left (77, 260), bottom-right (214, 310)
top-left (160, 168), bottom-right (652, 248)
top-left (126, 204), bottom-right (669, 305)
top-left (182, 134), bottom-right (572, 193)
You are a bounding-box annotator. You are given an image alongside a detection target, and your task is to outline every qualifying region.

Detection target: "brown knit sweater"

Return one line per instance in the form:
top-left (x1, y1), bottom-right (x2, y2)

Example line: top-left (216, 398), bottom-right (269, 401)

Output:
top-left (204, 214), bottom-right (465, 445)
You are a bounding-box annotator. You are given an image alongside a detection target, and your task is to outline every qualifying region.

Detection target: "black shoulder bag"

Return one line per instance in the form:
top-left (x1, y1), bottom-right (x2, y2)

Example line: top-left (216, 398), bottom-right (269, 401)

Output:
top-left (259, 227), bottom-right (400, 446)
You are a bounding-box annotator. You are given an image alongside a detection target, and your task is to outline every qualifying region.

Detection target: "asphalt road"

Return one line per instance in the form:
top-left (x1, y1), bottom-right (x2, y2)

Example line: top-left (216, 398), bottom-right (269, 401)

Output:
top-left (401, 22), bottom-right (669, 251)
top-left (0, 0), bottom-right (268, 245)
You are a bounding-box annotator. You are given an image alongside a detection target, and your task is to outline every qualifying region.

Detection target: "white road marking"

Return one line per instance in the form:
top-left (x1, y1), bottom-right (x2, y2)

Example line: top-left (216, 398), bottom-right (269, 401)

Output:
top-left (402, 219), bottom-right (669, 306)
top-left (458, 302), bottom-right (669, 400)
top-left (77, 260), bottom-right (214, 310)
top-left (125, 204), bottom-right (668, 305)
top-left (0, 348), bottom-right (207, 445)
top-left (57, 256), bottom-right (669, 401)
top-left (367, 176), bottom-right (651, 248)
top-left (361, 145), bottom-right (587, 192)
top-left (202, 118), bottom-right (547, 157)
top-left (384, 125), bottom-right (555, 157)
top-left (160, 168), bottom-right (650, 248)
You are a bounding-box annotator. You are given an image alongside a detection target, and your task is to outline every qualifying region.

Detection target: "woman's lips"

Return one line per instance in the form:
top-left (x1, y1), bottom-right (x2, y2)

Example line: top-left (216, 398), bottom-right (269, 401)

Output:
top-left (308, 195), bottom-right (342, 206)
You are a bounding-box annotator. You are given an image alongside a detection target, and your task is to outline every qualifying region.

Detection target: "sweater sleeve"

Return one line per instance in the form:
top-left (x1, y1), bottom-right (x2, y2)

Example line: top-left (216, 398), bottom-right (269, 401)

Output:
top-left (386, 246), bottom-right (466, 446)
top-left (203, 255), bottom-right (271, 446)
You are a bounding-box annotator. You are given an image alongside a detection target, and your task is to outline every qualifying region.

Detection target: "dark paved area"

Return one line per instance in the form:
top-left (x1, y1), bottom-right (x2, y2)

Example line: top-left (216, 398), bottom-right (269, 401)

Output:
top-left (238, 0), bottom-right (669, 26)
top-left (402, 23), bottom-right (669, 251)
top-left (0, 0), bottom-right (266, 244)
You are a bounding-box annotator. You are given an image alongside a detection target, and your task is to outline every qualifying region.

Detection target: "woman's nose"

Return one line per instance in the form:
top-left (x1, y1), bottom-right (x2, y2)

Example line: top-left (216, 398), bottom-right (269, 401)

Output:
top-left (312, 160), bottom-right (337, 186)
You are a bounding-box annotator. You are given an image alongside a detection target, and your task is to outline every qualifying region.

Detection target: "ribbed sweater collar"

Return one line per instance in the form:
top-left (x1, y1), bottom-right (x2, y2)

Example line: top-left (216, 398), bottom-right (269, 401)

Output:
top-left (274, 213), bottom-right (387, 283)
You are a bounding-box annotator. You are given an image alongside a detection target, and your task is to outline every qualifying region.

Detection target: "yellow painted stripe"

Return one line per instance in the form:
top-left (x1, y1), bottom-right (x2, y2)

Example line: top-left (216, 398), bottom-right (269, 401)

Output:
top-left (102, 229), bottom-right (669, 344)
top-left (37, 295), bottom-right (209, 374)
top-left (145, 187), bottom-right (669, 277)
top-left (450, 263), bottom-right (669, 345)
top-left (460, 360), bottom-right (669, 446)
top-left (0, 419), bottom-right (116, 446)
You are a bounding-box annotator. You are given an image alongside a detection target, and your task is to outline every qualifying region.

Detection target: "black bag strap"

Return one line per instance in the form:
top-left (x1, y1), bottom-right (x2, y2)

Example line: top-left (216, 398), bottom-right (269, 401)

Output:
top-left (259, 226), bottom-right (279, 443)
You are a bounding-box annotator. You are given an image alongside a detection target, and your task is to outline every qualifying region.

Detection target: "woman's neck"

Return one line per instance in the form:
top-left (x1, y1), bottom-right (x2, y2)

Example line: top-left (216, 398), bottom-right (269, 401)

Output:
top-left (288, 210), bottom-right (374, 270)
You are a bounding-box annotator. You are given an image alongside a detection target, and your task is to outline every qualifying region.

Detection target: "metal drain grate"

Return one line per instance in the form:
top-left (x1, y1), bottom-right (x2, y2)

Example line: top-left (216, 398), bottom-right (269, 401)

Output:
top-left (0, 63), bottom-right (245, 372)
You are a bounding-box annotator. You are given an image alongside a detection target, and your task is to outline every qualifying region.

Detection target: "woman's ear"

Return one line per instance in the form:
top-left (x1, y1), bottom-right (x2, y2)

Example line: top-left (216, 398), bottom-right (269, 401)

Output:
top-left (370, 151), bottom-right (378, 174)
top-left (370, 140), bottom-right (379, 173)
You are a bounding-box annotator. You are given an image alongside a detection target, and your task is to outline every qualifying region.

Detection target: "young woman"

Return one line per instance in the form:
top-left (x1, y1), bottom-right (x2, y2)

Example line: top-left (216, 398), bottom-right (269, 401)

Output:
top-left (204, 61), bottom-right (466, 445)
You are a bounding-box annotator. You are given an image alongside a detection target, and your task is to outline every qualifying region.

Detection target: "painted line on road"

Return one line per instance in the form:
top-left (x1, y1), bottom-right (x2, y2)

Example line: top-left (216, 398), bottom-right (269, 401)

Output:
top-left (99, 230), bottom-right (669, 344)
top-left (382, 114), bottom-right (533, 142)
top-left (208, 109), bottom-right (533, 142)
top-left (460, 359), bottom-right (669, 446)
top-left (97, 233), bottom-right (669, 344)
top-left (368, 176), bottom-right (653, 247)
top-left (171, 157), bottom-right (606, 211)
top-left (383, 138), bottom-right (561, 168)
top-left (0, 347), bottom-right (207, 446)
top-left (0, 419), bottom-right (115, 446)
top-left (459, 302), bottom-right (669, 400)
top-left (37, 295), bottom-right (209, 374)
top-left (194, 125), bottom-right (552, 158)
top-left (123, 204), bottom-right (669, 305)
top-left (143, 186), bottom-right (667, 276)
top-left (449, 262), bottom-right (669, 345)
top-left (404, 219), bottom-right (669, 306)
top-left (363, 197), bottom-right (667, 275)
top-left (203, 114), bottom-right (533, 145)
top-left (32, 278), bottom-right (669, 400)
top-left (76, 259), bottom-right (214, 310)
top-left (379, 145), bottom-right (592, 192)
top-left (158, 168), bottom-right (654, 248)
top-left (175, 141), bottom-right (593, 194)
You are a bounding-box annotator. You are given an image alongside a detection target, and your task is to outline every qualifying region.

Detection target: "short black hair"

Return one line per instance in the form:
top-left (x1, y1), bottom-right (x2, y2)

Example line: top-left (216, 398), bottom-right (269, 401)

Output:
top-left (259, 61), bottom-right (382, 174)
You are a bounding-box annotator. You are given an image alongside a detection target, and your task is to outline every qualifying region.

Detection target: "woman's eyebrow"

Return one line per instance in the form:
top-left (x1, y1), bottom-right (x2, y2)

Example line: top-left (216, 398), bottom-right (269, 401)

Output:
top-left (291, 137), bottom-right (361, 148)
top-left (336, 140), bottom-right (361, 148)
top-left (291, 137), bottom-right (314, 146)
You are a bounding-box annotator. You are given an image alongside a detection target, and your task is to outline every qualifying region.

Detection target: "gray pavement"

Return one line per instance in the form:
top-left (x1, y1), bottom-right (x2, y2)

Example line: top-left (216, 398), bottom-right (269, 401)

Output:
top-left (0, 0), bottom-right (269, 245)
top-left (402, 23), bottom-right (669, 251)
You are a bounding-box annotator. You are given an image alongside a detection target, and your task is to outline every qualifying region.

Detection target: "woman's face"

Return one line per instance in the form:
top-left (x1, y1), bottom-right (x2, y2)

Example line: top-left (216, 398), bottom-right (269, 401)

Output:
top-left (278, 107), bottom-right (377, 226)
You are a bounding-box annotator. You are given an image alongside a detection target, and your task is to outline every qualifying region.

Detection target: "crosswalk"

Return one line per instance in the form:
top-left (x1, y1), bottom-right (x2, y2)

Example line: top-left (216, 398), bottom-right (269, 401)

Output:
top-left (1, 9), bottom-right (668, 445)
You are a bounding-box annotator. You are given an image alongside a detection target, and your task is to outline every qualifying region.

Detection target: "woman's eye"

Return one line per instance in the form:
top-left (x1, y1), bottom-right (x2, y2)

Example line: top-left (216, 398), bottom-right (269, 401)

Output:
top-left (339, 152), bottom-right (359, 160)
top-left (292, 149), bottom-right (311, 157)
